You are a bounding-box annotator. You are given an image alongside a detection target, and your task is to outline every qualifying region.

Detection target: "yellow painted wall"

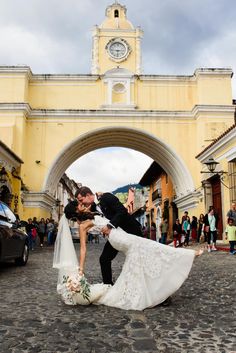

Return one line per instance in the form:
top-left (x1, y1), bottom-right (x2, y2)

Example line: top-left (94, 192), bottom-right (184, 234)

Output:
top-left (0, 73), bottom-right (29, 103)
top-left (29, 79), bottom-right (103, 109)
top-left (0, 73), bottom-right (231, 111)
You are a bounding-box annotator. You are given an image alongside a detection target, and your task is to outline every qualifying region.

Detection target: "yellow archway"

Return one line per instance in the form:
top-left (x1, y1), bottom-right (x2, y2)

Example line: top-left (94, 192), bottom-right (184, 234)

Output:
top-left (43, 126), bottom-right (199, 210)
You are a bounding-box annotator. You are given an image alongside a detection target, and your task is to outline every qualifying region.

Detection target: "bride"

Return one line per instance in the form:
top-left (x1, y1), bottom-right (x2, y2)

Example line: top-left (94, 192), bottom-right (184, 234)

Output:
top-left (53, 212), bottom-right (203, 311)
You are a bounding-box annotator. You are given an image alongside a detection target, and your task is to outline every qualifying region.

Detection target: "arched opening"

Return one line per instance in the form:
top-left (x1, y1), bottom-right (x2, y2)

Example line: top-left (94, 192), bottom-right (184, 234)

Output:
top-left (114, 9), bottom-right (119, 17)
top-left (43, 127), bottom-right (197, 209)
top-left (0, 185), bottom-right (12, 206)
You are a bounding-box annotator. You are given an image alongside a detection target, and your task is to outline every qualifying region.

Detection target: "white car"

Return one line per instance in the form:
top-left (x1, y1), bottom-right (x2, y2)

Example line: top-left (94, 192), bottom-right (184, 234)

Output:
top-left (70, 226), bottom-right (80, 242)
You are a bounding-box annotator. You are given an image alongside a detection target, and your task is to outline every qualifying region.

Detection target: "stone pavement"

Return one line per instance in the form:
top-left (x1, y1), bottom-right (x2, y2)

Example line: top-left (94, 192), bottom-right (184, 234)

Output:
top-left (0, 240), bottom-right (235, 353)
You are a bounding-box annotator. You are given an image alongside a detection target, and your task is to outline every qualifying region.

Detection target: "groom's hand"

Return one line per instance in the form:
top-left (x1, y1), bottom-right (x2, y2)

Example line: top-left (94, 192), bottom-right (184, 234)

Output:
top-left (101, 225), bottom-right (112, 236)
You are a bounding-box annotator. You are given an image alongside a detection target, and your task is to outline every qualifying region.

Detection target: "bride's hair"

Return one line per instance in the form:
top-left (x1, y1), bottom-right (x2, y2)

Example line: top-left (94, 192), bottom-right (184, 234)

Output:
top-left (77, 211), bottom-right (95, 222)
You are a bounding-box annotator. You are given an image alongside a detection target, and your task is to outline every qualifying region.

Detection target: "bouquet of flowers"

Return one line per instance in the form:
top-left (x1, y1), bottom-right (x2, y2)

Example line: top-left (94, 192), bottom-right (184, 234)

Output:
top-left (62, 273), bottom-right (91, 304)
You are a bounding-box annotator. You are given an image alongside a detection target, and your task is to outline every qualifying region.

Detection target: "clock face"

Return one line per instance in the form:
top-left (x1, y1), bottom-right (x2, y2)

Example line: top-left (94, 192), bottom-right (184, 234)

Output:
top-left (109, 41), bottom-right (127, 59)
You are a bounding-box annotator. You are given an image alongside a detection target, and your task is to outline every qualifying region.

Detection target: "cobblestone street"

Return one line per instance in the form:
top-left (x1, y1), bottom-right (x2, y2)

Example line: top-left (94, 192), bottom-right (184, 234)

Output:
top-left (0, 241), bottom-right (235, 353)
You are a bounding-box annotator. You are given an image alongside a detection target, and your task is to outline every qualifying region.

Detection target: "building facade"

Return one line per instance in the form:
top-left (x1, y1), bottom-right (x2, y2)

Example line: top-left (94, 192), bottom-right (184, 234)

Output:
top-left (0, 140), bottom-right (23, 215)
top-left (0, 2), bottom-right (235, 220)
top-left (196, 123), bottom-right (236, 236)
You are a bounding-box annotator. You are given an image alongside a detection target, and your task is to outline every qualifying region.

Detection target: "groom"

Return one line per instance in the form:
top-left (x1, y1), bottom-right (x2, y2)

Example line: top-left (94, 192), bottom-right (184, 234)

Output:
top-left (75, 186), bottom-right (143, 285)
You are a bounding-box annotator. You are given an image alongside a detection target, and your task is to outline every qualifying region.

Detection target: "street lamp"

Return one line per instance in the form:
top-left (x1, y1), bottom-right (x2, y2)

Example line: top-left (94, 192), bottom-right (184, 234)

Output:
top-left (201, 157), bottom-right (227, 175)
top-left (0, 167), bottom-right (8, 183)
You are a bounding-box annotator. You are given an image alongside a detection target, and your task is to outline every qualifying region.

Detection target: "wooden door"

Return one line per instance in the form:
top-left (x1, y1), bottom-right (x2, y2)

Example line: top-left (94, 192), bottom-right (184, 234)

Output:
top-left (211, 177), bottom-right (223, 238)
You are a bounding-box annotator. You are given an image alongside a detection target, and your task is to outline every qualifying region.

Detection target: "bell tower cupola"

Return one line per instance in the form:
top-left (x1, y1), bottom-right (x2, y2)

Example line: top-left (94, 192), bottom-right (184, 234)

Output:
top-left (91, 2), bottom-right (143, 75)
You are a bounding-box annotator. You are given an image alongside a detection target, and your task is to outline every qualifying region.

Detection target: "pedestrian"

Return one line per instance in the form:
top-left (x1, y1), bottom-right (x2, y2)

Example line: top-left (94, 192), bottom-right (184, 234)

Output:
top-left (26, 218), bottom-right (37, 250)
top-left (226, 202), bottom-right (236, 226)
top-left (38, 218), bottom-right (46, 247)
top-left (156, 202), bottom-right (162, 241)
top-left (150, 222), bottom-right (156, 241)
top-left (173, 218), bottom-right (182, 247)
top-left (191, 216), bottom-right (198, 242)
top-left (203, 207), bottom-right (219, 253)
top-left (183, 216), bottom-right (191, 246)
top-left (225, 218), bottom-right (236, 255)
top-left (46, 218), bottom-right (55, 245)
top-left (181, 211), bottom-right (188, 225)
top-left (197, 214), bottom-right (205, 243)
top-left (159, 218), bottom-right (168, 244)
top-left (143, 222), bottom-right (150, 238)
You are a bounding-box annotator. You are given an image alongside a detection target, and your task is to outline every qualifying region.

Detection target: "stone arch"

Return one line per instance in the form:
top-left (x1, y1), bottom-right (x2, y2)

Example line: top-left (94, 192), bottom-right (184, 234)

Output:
top-left (43, 127), bottom-right (198, 209)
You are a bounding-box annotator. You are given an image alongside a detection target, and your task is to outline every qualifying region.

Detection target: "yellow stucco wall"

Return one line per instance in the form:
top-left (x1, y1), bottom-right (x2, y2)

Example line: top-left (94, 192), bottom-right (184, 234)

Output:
top-left (0, 72), bottom-right (232, 111)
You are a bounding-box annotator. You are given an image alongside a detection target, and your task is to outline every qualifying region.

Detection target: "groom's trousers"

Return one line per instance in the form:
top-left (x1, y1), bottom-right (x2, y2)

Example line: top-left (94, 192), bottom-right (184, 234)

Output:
top-left (100, 241), bottom-right (118, 285)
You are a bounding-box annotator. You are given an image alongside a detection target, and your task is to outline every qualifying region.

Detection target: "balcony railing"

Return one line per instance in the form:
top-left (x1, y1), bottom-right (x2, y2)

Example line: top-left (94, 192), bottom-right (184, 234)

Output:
top-left (152, 189), bottom-right (161, 201)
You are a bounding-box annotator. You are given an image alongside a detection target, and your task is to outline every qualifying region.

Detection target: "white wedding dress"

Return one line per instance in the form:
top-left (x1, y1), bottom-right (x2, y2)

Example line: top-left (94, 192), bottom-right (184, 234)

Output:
top-left (53, 215), bottom-right (195, 311)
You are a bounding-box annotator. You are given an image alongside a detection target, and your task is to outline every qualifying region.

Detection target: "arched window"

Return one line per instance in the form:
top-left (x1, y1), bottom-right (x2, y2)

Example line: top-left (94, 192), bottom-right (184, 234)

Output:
top-left (114, 9), bottom-right (119, 18)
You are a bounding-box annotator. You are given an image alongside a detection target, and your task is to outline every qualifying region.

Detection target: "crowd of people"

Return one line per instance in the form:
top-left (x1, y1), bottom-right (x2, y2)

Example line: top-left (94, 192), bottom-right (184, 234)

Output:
top-left (22, 217), bottom-right (58, 250)
top-left (22, 202), bottom-right (236, 255)
top-left (142, 202), bottom-right (236, 254)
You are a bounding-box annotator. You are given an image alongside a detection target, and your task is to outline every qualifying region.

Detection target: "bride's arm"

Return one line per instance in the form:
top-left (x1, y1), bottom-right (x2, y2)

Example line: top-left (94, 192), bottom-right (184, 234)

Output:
top-left (78, 220), bottom-right (94, 275)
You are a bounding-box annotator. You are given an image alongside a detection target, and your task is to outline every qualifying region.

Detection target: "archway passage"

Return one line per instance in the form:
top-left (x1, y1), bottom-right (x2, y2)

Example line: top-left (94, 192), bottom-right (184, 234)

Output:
top-left (43, 127), bottom-right (198, 209)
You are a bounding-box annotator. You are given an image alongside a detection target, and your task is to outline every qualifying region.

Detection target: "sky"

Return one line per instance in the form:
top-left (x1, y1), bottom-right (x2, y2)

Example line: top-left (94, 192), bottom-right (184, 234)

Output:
top-left (67, 148), bottom-right (153, 193)
top-left (1, 0), bottom-right (235, 191)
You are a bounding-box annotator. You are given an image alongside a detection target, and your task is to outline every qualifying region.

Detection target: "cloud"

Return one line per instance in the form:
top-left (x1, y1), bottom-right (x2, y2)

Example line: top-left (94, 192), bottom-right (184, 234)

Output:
top-left (66, 148), bottom-right (153, 192)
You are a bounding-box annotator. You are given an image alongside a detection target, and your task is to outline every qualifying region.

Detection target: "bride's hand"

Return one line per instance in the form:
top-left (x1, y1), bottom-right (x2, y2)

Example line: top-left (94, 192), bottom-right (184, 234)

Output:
top-left (101, 225), bottom-right (111, 236)
top-left (78, 268), bottom-right (84, 276)
top-left (78, 204), bottom-right (91, 212)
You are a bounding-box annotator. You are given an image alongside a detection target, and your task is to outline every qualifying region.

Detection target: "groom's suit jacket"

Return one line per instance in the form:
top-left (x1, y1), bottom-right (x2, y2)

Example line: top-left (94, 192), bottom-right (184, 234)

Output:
top-left (91, 192), bottom-right (142, 237)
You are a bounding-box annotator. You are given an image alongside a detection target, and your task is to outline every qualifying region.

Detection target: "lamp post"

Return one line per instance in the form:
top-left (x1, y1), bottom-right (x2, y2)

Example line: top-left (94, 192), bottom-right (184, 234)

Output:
top-left (201, 157), bottom-right (227, 176)
top-left (204, 157), bottom-right (219, 173)
top-left (0, 167), bottom-right (8, 184)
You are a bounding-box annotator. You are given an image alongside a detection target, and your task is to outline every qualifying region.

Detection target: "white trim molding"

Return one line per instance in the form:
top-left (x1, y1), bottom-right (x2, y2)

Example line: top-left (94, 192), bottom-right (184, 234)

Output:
top-left (22, 192), bottom-right (56, 211)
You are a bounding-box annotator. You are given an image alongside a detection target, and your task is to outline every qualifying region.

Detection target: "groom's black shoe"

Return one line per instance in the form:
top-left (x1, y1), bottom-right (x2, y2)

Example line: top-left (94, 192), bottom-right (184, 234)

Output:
top-left (159, 296), bottom-right (172, 306)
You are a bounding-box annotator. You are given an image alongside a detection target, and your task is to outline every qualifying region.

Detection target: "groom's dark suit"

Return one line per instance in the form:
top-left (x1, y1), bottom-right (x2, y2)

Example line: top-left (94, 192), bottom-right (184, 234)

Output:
top-left (91, 192), bottom-right (142, 284)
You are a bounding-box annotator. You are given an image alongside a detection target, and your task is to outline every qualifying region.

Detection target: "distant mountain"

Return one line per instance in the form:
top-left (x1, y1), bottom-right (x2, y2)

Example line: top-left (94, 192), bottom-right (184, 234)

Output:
top-left (112, 183), bottom-right (143, 194)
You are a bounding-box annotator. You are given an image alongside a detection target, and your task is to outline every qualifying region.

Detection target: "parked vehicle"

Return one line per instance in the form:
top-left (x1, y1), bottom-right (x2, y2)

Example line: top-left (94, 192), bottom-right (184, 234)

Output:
top-left (0, 201), bottom-right (29, 265)
top-left (70, 226), bottom-right (80, 243)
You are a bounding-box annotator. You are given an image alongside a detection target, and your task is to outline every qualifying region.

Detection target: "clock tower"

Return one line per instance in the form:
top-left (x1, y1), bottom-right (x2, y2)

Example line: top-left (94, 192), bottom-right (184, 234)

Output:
top-left (91, 2), bottom-right (143, 75)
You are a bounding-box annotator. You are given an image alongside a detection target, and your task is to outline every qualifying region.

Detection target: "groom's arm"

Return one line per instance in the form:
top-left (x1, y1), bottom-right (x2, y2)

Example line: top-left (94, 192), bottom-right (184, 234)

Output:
top-left (101, 193), bottom-right (128, 228)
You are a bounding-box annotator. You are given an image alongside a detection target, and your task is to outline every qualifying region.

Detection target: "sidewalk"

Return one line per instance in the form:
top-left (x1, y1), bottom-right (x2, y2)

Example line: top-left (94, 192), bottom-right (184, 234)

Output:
top-left (168, 239), bottom-right (231, 252)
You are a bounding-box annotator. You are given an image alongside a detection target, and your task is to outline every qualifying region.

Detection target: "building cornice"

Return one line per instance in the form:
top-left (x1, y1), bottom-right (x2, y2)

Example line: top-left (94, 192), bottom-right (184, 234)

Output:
top-left (0, 103), bottom-right (31, 117)
top-left (0, 66), bottom-right (232, 82)
top-left (22, 191), bottom-right (56, 210)
top-left (139, 68), bottom-right (233, 82)
top-left (30, 74), bottom-right (100, 82)
top-left (196, 127), bottom-right (236, 162)
top-left (0, 103), bottom-right (234, 121)
top-left (194, 67), bottom-right (233, 78)
top-left (0, 142), bottom-right (23, 172)
top-left (0, 65), bottom-right (33, 79)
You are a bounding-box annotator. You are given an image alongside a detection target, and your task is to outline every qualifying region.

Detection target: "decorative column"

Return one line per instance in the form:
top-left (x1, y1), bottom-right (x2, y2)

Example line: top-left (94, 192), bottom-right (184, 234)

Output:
top-left (135, 27), bottom-right (143, 75)
top-left (202, 180), bottom-right (212, 212)
top-left (91, 26), bottom-right (99, 74)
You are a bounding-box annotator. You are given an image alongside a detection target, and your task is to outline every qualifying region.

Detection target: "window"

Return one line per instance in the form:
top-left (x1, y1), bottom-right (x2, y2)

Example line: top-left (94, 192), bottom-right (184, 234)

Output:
top-left (114, 9), bottom-right (119, 17)
top-left (113, 83), bottom-right (126, 93)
